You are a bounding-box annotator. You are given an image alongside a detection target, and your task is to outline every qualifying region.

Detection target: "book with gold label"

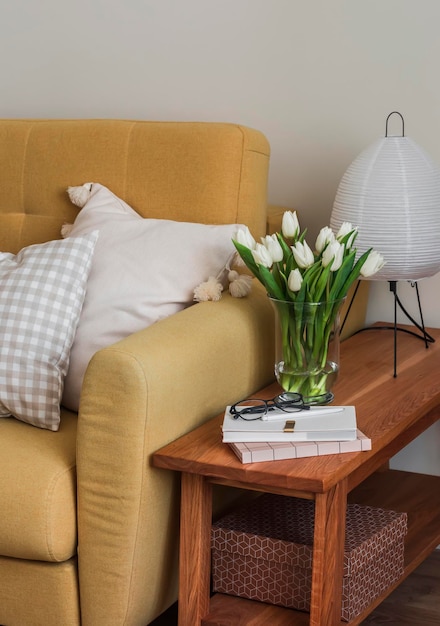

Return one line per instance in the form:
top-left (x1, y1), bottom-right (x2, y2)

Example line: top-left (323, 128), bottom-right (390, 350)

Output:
top-left (221, 405), bottom-right (357, 443)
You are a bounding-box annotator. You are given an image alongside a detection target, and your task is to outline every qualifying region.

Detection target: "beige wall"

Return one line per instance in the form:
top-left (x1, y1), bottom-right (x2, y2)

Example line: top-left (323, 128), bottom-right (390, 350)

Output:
top-left (1, 0), bottom-right (439, 473)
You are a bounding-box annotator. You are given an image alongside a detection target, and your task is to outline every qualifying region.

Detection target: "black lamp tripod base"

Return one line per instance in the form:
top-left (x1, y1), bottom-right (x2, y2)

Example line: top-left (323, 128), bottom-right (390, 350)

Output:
top-left (342, 280), bottom-right (435, 377)
top-left (387, 280), bottom-right (435, 377)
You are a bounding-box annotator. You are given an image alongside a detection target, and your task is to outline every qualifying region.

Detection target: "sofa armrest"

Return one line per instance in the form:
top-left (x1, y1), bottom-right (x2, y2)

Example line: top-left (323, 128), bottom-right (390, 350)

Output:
top-left (76, 281), bottom-right (274, 625)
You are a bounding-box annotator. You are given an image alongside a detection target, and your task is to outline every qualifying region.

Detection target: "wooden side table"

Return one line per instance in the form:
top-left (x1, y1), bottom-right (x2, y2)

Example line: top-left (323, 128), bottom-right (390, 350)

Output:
top-left (153, 326), bottom-right (440, 626)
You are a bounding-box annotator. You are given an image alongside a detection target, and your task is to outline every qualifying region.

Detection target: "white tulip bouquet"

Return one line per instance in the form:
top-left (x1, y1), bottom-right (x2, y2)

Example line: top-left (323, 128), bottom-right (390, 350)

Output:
top-left (233, 211), bottom-right (385, 402)
top-left (234, 210), bottom-right (384, 303)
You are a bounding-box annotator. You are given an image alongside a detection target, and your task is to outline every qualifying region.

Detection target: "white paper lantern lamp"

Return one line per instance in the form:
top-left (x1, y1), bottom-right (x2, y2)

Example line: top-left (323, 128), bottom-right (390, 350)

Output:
top-left (331, 112), bottom-right (440, 281)
top-left (330, 112), bottom-right (440, 376)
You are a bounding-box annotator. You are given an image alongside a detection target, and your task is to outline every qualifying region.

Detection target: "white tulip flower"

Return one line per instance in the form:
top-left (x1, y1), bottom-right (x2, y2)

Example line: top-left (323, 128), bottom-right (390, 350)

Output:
top-left (252, 242), bottom-right (274, 268)
top-left (336, 222), bottom-right (353, 238)
top-left (261, 234), bottom-right (283, 263)
top-left (322, 240), bottom-right (344, 271)
top-left (360, 250), bottom-right (385, 277)
top-left (337, 222), bottom-right (358, 248)
top-left (288, 268), bottom-right (303, 292)
top-left (235, 226), bottom-right (256, 250)
top-left (291, 240), bottom-right (314, 269)
top-left (315, 226), bottom-right (335, 253)
top-left (282, 210), bottom-right (300, 239)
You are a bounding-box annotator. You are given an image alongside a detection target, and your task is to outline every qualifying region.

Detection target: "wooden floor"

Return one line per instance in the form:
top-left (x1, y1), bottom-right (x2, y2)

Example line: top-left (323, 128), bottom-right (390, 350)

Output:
top-left (360, 549), bottom-right (440, 625)
top-left (150, 550), bottom-right (440, 625)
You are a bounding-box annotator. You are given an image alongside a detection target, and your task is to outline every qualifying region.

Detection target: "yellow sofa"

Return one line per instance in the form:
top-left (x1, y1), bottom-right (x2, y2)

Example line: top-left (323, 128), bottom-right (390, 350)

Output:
top-left (0, 120), bottom-right (275, 625)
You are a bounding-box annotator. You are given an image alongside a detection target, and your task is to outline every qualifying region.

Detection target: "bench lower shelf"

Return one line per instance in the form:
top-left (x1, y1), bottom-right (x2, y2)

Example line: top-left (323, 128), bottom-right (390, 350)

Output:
top-left (201, 469), bottom-right (440, 626)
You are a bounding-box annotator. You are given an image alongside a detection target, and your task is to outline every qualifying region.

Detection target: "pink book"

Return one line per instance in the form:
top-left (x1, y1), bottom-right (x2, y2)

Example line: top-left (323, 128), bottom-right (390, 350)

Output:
top-left (228, 429), bottom-right (371, 464)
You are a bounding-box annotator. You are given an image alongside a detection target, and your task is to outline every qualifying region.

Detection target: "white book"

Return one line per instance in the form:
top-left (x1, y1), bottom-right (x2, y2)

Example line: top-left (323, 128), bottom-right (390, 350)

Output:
top-left (221, 405), bottom-right (357, 443)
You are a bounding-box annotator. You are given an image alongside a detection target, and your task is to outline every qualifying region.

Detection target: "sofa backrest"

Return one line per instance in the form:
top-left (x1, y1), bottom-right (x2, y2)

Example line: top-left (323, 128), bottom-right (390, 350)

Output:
top-left (0, 119), bottom-right (270, 253)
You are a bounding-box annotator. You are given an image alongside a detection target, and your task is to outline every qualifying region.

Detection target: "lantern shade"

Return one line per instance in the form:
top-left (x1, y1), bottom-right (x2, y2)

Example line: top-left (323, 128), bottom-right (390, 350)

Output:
top-left (330, 135), bottom-right (440, 281)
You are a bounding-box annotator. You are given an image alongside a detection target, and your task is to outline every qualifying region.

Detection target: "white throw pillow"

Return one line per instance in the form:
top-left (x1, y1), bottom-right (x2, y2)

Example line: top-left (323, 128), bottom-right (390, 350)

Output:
top-left (62, 183), bottom-right (240, 411)
top-left (0, 232), bottom-right (98, 430)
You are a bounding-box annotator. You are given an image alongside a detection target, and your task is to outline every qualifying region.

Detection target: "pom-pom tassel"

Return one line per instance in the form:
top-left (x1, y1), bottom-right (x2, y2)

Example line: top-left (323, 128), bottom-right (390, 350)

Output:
top-left (193, 252), bottom-right (253, 302)
top-left (67, 182), bottom-right (93, 208)
top-left (61, 223), bottom-right (73, 238)
top-left (228, 270), bottom-right (253, 298)
top-left (193, 276), bottom-right (224, 302)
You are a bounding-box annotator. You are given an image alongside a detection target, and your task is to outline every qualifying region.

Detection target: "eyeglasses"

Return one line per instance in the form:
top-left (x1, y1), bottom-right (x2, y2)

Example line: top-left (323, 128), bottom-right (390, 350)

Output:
top-left (230, 392), bottom-right (310, 420)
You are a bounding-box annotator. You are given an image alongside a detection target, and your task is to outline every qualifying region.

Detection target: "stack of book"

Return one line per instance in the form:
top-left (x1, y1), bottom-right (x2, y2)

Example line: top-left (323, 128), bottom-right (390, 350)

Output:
top-left (222, 405), bottom-right (371, 464)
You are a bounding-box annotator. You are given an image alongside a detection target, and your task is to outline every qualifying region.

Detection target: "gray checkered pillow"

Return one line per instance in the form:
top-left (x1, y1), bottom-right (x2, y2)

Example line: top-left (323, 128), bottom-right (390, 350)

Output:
top-left (0, 231), bottom-right (98, 430)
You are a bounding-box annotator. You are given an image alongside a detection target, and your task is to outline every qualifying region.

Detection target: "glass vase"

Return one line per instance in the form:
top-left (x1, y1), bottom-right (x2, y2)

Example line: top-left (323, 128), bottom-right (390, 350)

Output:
top-left (269, 297), bottom-right (345, 405)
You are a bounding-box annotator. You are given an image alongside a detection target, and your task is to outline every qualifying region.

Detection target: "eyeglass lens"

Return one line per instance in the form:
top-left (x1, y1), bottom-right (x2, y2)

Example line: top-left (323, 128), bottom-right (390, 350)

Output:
top-left (232, 399), bottom-right (268, 420)
top-left (231, 392), bottom-right (307, 420)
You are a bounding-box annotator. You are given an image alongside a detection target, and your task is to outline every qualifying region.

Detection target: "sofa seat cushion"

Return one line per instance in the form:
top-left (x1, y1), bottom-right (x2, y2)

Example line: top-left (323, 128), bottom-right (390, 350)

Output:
top-left (0, 408), bottom-right (77, 562)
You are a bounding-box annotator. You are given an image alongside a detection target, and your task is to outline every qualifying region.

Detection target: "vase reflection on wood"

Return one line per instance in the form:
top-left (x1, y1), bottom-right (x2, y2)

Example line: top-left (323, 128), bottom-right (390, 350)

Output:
top-left (270, 297), bottom-right (345, 405)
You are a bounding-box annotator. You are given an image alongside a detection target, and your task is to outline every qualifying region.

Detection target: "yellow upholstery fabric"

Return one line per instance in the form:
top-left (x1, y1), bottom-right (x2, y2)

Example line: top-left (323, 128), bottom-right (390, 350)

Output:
top-left (0, 411), bottom-right (77, 561)
top-left (77, 282), bottom-right (274, 625)
top-left (0, 120), bottom-right (269, 252)
top-left (0, 556), bottom-right (80, 626)
top-left (0, 119), bottom-right (273, 626)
